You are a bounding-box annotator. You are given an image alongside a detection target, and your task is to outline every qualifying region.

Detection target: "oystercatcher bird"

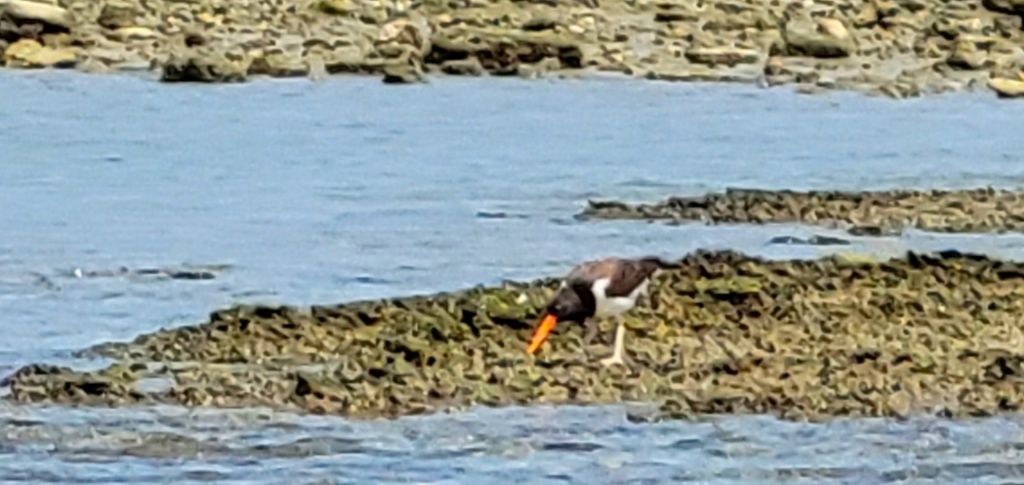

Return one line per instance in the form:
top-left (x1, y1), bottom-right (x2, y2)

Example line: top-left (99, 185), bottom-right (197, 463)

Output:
top-left (526, 256), bottom-right (675, 366)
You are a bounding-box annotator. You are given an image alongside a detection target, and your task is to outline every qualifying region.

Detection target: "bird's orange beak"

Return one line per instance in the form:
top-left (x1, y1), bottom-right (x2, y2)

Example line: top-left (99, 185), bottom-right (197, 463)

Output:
top-left (527, 313), bottom-right (559, 354)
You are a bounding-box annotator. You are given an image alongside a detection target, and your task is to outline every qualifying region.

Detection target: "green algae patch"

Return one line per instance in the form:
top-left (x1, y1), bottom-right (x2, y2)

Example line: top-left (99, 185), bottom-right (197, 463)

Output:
top-left (9, 250), bottom-right (1024, 422)
top-left (580, 188), bottom-right (1024, 236)
top-left (692, 276), bottom-right (762, 296)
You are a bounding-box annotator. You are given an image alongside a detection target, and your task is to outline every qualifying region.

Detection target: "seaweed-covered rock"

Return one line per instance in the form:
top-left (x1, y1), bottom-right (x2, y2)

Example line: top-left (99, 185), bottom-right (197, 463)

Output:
top-left (247, 52), bottom-right (310, 78)
top-left (6, 363), bottom-right (147, 406)
top-left (983, 0), bottom-right (1024, 15)
top-left (11, 250), bottom-right (1024, 422)
top-left (160, 50), bottom-right (247, 83)
top-left (580, 187), bottom-right (1024, 235)
top-left (96, 0), bottom-right (140, 30)
top-left (426, 28), bottom-right (583, 74)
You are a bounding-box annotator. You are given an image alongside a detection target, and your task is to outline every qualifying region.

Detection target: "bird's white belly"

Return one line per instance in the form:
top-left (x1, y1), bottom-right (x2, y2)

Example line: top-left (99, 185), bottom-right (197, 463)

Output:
top-left (591, 278), bottom-right (648, 317)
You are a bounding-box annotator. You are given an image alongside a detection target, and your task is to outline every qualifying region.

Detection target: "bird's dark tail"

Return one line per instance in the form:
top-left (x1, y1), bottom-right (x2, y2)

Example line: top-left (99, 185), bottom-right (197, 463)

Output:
top-left (639, 255), bottom-right (682, 270)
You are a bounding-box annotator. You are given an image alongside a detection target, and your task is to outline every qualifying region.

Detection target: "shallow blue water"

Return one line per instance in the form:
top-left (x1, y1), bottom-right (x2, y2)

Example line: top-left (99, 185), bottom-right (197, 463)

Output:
top-left (5, 403), bottom-right (1024, 485)
top-left (3, 70), bottom-right (1024, 483)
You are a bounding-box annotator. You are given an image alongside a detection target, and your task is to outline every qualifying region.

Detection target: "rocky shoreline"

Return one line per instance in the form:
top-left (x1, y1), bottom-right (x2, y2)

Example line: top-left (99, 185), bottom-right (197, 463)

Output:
top-left (1, 0), bottom-right (1024, 96)
top-left (8, 249), bottom-right (1024, 423)
top-left (580, 187), bottom-right (1024, 236)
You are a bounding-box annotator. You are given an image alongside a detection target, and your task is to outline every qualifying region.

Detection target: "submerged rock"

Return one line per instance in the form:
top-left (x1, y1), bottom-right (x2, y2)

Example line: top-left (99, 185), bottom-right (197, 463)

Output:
top-left (70, 264), bottom-right (227, 280)
top-left (766, 234), bottom-right (850, 246)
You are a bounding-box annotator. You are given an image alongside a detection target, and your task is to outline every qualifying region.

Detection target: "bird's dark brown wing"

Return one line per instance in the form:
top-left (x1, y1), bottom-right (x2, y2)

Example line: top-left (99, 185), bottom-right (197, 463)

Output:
top-left (603, 258), bottom-right (661, 297)
top-left (564, 257), bottom-right (662, 298)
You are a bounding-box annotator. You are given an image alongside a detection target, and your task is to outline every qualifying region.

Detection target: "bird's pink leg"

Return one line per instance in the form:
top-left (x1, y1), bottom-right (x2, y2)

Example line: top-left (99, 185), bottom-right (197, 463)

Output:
top-left (599, 316), bottom-right (626, 367)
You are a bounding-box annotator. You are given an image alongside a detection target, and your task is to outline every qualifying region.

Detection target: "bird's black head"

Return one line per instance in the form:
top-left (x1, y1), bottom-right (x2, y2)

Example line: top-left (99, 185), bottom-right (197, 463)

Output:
top-left (527, 282), bottom-right (597, 354)
top-left (543, 282), bottom-right (596, 323)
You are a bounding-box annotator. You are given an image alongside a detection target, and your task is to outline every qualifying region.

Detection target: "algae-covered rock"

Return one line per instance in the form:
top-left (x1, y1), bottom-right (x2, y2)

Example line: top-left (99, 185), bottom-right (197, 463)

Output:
top-left (160, 50), bottom-right (247, 83)
top-left (96, 0), bottom-right (140, 30)
top-left (314, 0), bottom-right (356, 16)
top-left (426, 27), bottom-right (582, 74)
top-left (580, 188), bottom-right (1024, 235)
top-left (983, 0), bottom-right (1024, 14)
top-left (248, 52), bottom-right (310, 77)
top-left (11, 249), bottom-right (1024, 423)
top-left (7, 363), bottom-right (146, 405)
top-left (692, 276), bottom-right (761, 296)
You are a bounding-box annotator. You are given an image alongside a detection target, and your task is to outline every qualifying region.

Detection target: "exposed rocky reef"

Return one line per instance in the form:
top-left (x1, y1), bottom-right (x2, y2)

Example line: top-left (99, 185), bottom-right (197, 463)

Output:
top-left (580, 187), bottom-right (1024, 236)
top-left (8, 249), bottom-right (1024, 423)
top-left (1, 0), bottom-right (1024, 96)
